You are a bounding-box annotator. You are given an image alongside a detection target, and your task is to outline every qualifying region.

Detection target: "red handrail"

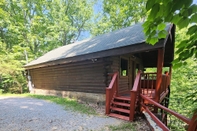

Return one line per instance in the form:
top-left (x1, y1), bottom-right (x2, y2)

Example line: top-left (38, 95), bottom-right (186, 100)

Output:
top-left (141, 102), bottom-right (170, 131)
top-left (105, 72), bottom-right (118, 114)
top-left (187, 112), bottom-right (197, 131)
top-left (140, 94), bottom-right (190, 124)
top-left (141, 94), bottom-right (197, 131)
top-left (141, 72), bottom-right (157, 98)
top-left (132, 70), bottom-right (141, 91)
top-left (141, 73), bottom-right (170, 102)
top-left (129, 70), bottom-right (141, 121)
top-left (107, 73), bottom-right (118, 90)
top-left (160, 75), bottom-right (170, 96)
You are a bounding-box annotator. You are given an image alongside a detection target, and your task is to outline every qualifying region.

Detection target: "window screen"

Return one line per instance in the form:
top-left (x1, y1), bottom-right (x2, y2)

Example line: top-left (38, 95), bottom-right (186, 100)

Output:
top-left (121, 58), bottom-right (128, 76)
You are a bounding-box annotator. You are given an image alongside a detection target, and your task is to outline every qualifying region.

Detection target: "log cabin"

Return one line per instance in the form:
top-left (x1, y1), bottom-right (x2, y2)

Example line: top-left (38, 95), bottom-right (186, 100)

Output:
top-left (25, 23), bottom-right (197, 130)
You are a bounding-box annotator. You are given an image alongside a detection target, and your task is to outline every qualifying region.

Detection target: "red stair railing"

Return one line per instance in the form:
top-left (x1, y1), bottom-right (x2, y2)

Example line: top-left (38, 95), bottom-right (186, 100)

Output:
top-left (129, 70), bottom-right (141, 121)
top-left (159, 75), bottom-right (170, 101)
top-left (105, 72), bottom-right (118, 115)
top-left (141, 73), bottom-right (157, 98)
top-left (140, 94), bottom-right (197, 131)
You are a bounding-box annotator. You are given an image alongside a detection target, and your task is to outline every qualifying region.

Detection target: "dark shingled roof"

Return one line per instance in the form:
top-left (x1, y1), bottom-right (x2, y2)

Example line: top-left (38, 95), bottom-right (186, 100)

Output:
top-left (25, 23), bottom-right (172, 68)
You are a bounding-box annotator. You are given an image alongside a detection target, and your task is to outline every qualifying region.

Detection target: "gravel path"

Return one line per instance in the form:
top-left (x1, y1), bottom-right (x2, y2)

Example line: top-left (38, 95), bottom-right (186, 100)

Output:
top-left (0, 96), bottom-right (123, 131)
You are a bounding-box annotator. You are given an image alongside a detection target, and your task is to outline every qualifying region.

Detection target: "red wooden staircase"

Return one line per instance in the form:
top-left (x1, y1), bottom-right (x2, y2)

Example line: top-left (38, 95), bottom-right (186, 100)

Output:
top-left (108, 96), bottom-right (131, 121)
top-left (106, 71), bottom-right (141, 121)
top-left (106, 71), bottom-right (197, 131)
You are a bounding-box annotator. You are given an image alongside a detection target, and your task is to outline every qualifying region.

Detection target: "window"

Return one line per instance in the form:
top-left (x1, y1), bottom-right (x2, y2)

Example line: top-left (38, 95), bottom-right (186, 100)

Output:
top-left (121, 58), bottom-right (128, 76)
top-left (136, 64), bottom-right (139, 75)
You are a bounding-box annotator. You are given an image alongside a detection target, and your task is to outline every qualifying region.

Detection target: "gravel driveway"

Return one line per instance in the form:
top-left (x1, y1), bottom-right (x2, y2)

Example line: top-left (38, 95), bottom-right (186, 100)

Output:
top-left (0, 96), bottom-right (123, 131)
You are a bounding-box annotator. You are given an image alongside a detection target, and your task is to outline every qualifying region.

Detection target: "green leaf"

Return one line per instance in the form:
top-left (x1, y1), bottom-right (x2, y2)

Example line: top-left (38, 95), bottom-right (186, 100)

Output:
top-left (187, 7), bottom-right (194, 16)
top-left (145, 28), bottom-right (151, 36)
top-left (184, 0), bottom-right (193, 8)
top-left (177, 40), bottom-right (187, 49)
top-left (163, 0), bottom-right (172, 6)
top-left (164, 2), bottom-right (172, 16)
top-left (177, 17), bottom-right (189, 29)
top-left (189, 4), bottom-right (197, 14)
top-left (182, 9), bottom-right (189, 17)
top-left (172, 0), bottom-right (185, 12)
top-left (190, 13), bottom-right (197, 23)
top-left (143, 26), bottom-right (150, 34)
top-left (172, 14), bottom-right (182, 24)
top-left (179, 50), bottom-right (191, 61)
top-left (173, 62), bottom-right (182, 69)
top-left (150, 30), bottom-right (156, 37)
top-left (146, 0), bottom-right (155, 11)
top-left (142, 21), bottom-right (150, 29)
top-left (165, 13), bottom-right (173, 22)
top-left (149, 3), bottom-right (160, 20)
top-left (187, 25), bottom-right (197, 35)
top-left (172, 58), bottom-right (180, 64)
top-left (149, 37), bottom-right (159, 45)
top-left (157, 23), bottom-right (166, 31)
top-left (157, 4), bottom-right (164, 17)
top-left (176, 48), bottom-right (183, 55)
top-left (158, 30), bottom-right (167, 39)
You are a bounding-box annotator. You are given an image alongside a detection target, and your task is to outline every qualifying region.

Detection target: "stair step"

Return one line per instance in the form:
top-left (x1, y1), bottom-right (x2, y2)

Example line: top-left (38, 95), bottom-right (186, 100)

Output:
top-left (110, 107), bottom-right (130, 114)
top-left (108, 113), bottom-right (130, 121)
top-left (112, 102), bottom-right (130, 107)
top-left (114, 96), bottom-right (130, 101)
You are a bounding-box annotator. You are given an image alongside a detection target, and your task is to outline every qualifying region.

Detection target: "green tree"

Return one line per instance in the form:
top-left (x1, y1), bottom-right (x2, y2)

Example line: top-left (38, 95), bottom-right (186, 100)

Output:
top-left (91, 0), bottom-right (147, 35)
top-left (0, 0), bottom-right (94, 93)
top-left (46, 0), bottom-right (94, 46)
top-left (1, 0), bottom-right (94, 57)
top-left (168, 28), bottom-right (197, 130)
top-left (143, 1), bottom-right (197, 127)
top-left (143, 0), bottom-right (197, 65)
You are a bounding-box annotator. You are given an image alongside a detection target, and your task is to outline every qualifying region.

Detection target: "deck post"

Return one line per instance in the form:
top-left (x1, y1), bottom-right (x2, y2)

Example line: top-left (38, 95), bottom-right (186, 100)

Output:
top-left (169, 66), bottom-right (172, 84)
top-left (116, 73), bottom-right (119, 96)
top-left (155, 49), bottom-right (164, 112)
top-left (130, 91), bottom-right (137, 121)
top-left (187, 111), bottom-right (197, 131)
top-left (106, 88), bottom-right (110, 114)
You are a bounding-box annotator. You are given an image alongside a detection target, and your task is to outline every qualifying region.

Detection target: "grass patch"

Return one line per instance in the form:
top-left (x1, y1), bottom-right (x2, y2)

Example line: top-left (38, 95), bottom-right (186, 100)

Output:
top-left (27, 94), bottom-right (97, 115)
top-left (109, 122), bottom-right (136, 131)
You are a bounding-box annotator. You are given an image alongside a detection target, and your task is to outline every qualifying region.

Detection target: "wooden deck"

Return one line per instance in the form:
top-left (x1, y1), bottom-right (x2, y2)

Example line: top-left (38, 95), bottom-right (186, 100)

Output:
top-left (106, 72), bottom-right (197, 131)
top-left (141, 88), bottom-right (169, 103)
top-left (106, 72), bottom-right (171, 120)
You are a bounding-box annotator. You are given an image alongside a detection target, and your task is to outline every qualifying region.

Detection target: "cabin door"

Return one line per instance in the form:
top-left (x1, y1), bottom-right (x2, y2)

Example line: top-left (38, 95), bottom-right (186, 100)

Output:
top-left (119, 57), bottom-right (133, 94)
top-left (119, 56), bottom-right (141, 94)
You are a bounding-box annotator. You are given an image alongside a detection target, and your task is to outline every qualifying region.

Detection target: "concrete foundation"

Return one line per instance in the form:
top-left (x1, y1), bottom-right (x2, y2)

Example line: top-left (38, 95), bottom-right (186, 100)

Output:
top-left (31, 89), bottom-right (106, 105)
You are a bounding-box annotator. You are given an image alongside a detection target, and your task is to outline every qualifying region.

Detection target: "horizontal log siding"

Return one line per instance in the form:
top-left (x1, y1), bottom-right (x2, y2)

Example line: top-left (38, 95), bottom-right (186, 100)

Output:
top-left (119, 77), bottom-right (129, 93)
top-left (110, 56), bottom-right (129, 94)
top-left (30, 59), bottom-right (106, 94)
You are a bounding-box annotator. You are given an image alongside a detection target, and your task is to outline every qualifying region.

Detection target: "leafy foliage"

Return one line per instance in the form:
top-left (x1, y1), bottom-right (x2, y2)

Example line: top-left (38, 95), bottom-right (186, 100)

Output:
top-left (91, 0), bottom-right (147, 36)
top-left (169, 58), bottom-right (197, 130)
top-left (144, 1), bottom-right (197, 124)
top-left (0, 0), bottom-right (94, 93)
top-left (167, 27), bottom-right (197, 130)
top-left (143, 0), bottom-right (197, 64)
top-left (144, 27), bottom-right (197, 129)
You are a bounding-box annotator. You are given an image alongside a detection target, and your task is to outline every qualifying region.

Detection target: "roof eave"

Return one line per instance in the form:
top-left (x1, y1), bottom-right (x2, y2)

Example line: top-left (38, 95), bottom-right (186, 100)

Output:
top-left (24, 41), bottom-right (165, 70)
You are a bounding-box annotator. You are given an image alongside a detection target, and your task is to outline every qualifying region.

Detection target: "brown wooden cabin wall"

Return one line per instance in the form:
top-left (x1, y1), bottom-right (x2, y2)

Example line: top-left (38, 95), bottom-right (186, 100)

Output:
top-left (110, 56), bottom-right (129, 94)
top-left (29, 58), bottom-right (108, 94)
top-left (108, 55), bottom-right (144, 95)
